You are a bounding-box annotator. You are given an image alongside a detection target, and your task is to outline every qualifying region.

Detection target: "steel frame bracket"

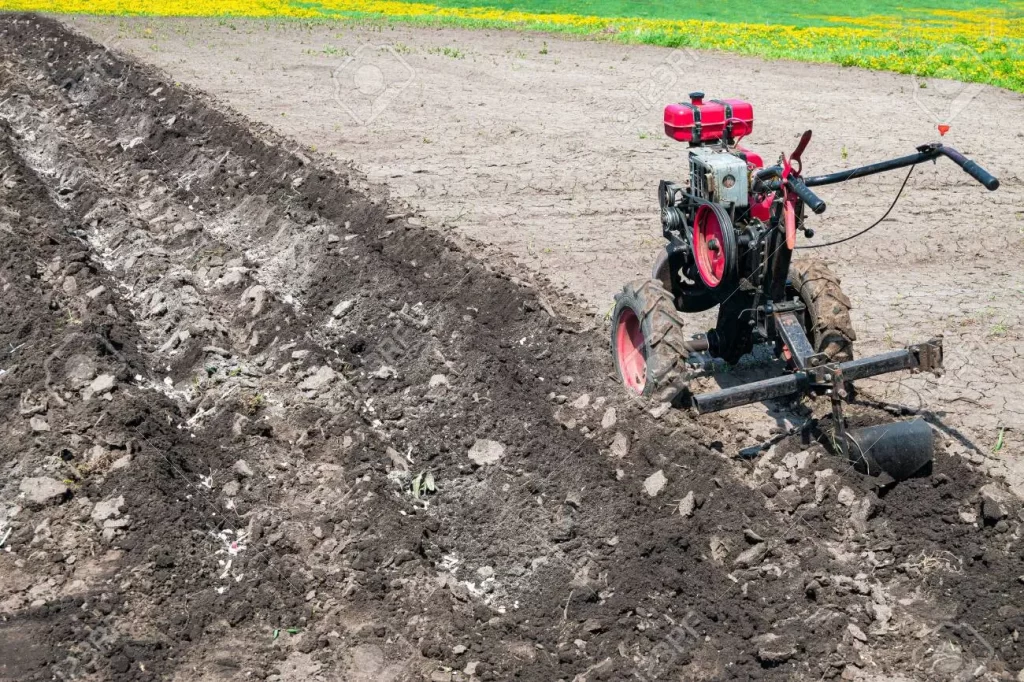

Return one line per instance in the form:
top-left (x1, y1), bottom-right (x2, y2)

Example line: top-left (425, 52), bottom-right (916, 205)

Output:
top-left (908, 338), bottom-right (944, 375)
top-left (829, 366), bottom-right (849, 458)
top-left (773, 310), bottom-right (828, 370)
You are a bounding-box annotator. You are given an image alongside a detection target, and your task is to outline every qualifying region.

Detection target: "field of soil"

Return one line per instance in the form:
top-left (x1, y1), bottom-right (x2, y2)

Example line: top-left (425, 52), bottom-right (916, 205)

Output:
top-left (62, 15), bottom-right (1024, 494)
top-left (0, 13), bottom-right (1022, 682)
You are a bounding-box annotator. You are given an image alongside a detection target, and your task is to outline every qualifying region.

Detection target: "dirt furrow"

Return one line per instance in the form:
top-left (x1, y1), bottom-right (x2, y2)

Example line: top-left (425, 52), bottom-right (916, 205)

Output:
top-left (1, 14), bottom-right (1022, 682)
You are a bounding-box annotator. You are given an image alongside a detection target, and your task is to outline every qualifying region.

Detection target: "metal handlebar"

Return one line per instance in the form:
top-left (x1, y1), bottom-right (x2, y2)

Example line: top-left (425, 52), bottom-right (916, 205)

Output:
top-left (786, 176), bottom-right (826, 214)
top-left (936, 146), bottom-right (1000, 191)
top-left (801, 143), bottom-right (999, 192)
top-left (751, 168), bottom-right (827, 214)
top-left (749, 143), bottom-right (997, 221)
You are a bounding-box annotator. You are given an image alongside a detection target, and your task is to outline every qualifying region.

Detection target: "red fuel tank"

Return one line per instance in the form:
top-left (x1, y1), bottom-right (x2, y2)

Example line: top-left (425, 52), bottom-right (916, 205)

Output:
top-left (664, 92), bottom-right (754, 144)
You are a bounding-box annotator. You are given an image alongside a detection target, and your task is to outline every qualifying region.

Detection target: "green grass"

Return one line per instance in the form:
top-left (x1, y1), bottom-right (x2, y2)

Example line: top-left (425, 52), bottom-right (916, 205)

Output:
top-left (280, 0), bottom-right (1024, 93)
top-left (27, 0), bottom-right (1024, 93)
top-left (384, 0), bottom-right (1022, 28)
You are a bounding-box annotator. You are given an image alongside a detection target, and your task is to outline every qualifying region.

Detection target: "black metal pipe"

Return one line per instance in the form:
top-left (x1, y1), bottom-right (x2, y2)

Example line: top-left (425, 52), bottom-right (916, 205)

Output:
top-left (692, 373), bottom-right (806, 413)
top-left (787, 176), bottom-right (827, 214)
top-left (835, 349), bottom-right (915, 382)
top-left (802, 149), bottom-right (941, 188)
top-left (690, 348), bottom-right (920, 414)
top-left (936, 146), bottom-right (1000, 190)
top-left (682, 337), bottom-right (710, 353)
top-left (754, 144), bottom-right (998, 194)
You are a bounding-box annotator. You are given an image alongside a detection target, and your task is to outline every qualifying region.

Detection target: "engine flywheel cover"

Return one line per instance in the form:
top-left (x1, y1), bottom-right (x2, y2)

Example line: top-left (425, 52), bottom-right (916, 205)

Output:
top-left (693, 203), bottom-right (738, 293)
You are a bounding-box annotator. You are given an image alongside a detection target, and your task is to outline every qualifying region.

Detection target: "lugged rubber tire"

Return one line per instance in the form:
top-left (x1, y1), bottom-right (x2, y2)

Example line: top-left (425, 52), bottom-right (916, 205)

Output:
top-left (611, 278), bottom-right (690, 397)
top-left (789, 259), bottom-right (856, 363)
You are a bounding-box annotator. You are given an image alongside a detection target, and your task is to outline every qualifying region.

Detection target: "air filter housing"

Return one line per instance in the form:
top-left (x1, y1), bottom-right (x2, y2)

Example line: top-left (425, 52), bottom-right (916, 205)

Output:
top-left (689, 147), bottom-right (749, 208)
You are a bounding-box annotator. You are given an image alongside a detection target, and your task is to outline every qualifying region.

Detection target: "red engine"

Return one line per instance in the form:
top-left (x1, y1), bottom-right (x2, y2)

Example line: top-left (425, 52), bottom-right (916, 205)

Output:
top-left (663, 92), bottom-right (765, 218)
top-left (664, 92), bottom-right (754, 145)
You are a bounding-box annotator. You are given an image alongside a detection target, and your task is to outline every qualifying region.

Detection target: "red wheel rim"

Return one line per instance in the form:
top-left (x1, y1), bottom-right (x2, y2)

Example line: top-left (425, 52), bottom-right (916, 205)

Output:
top-left (694, 204), bottom-right (726, 288)
top-left (615, 308), bottom-right (646, 393)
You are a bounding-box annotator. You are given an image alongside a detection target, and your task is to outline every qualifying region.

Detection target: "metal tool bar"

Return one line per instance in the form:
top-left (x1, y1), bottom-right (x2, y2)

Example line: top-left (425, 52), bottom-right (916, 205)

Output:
top-left (691, 340), bottom-right (942, 414)
top-left (692, 373), bottom-right (805, 413)
top-left (834, 349), bottom-right (916, 381)
top-left (682, 337), bottom-right (711, 353)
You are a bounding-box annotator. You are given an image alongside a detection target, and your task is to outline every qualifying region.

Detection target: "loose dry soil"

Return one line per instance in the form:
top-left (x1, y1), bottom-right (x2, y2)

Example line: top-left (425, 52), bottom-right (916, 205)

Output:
top-left (0, 13), bottom-right (1022, 682)
top-left (60, 14), bottom-right (1024, 492)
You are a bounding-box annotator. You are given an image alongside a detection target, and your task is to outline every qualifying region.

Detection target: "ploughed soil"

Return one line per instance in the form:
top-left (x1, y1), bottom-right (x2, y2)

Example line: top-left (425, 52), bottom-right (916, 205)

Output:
top-left (0, 14), bottom-right (1022, 682)
top-left (61, 14), bottom-right (1024, 492)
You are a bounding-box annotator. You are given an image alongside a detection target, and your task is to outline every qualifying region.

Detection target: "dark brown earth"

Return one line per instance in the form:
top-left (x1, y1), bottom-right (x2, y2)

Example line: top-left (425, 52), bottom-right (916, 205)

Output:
top-left (0, 14), bottom-right (1022, 682)
top-left (60, 14), bottom-right (1023, 494)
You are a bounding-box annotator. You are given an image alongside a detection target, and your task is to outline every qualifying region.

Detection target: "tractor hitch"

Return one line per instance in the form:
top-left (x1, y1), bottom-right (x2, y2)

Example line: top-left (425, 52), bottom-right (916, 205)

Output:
top-left (690, 338), bottom-right (943, 414)
top-left (687, 337), bottom-right (942, 480)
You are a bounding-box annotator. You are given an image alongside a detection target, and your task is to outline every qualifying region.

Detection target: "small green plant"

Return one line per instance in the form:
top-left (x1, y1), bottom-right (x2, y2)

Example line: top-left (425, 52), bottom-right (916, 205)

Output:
top-left (883, 325), bottom-right (896, 347)
top-left (993, 428), bottom-right (1005, 454)
top-left (411, 471), bottom-right (437, 499)
top-left (428, 46), bottom-right (465, 59)
top-left (841, 145), bottom-right (848, 160)
top-left (539, 41), bottom-right (549, 54)
top-left (242, 392), bottom-right (265, 415)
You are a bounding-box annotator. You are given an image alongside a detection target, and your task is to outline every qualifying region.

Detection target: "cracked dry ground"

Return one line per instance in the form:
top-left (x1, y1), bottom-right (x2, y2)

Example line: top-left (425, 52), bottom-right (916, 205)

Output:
top-left (1, 14), bottom-right (1024, 682)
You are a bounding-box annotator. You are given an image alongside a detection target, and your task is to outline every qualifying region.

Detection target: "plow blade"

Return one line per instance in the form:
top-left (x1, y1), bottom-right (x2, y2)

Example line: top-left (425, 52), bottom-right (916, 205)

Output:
top-left (844, 418), bottom-right (933, 480)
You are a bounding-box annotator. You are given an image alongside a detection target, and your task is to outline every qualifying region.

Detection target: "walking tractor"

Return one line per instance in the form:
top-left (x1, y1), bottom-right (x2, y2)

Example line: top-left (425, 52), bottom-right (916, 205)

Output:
top-left (611, 92), bottom-right (1000, 480)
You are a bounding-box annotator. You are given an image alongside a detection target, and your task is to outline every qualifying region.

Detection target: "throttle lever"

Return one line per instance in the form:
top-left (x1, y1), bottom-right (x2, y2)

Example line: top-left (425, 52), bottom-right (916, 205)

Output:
top-left (790, 130), bottom-right (813, 174)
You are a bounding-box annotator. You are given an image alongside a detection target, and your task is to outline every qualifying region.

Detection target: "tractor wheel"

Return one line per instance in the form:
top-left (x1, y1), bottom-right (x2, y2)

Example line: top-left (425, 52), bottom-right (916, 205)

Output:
top-left (788, 259), bottom-right (856, 363)
top-left (611, 279), bottom-right (690, 397)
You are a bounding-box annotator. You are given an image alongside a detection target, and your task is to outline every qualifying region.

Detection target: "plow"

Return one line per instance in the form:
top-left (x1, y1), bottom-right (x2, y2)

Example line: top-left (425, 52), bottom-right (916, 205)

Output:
top-left (611, 92), bottom-right (1000, 480)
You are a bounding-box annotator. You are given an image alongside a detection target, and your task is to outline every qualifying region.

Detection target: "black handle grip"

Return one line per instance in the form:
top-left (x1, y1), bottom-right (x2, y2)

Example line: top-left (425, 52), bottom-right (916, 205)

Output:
top-left (939, 147), bottom-right (1000, 191)
top-left (787, 176), bottom-right (827, 214)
